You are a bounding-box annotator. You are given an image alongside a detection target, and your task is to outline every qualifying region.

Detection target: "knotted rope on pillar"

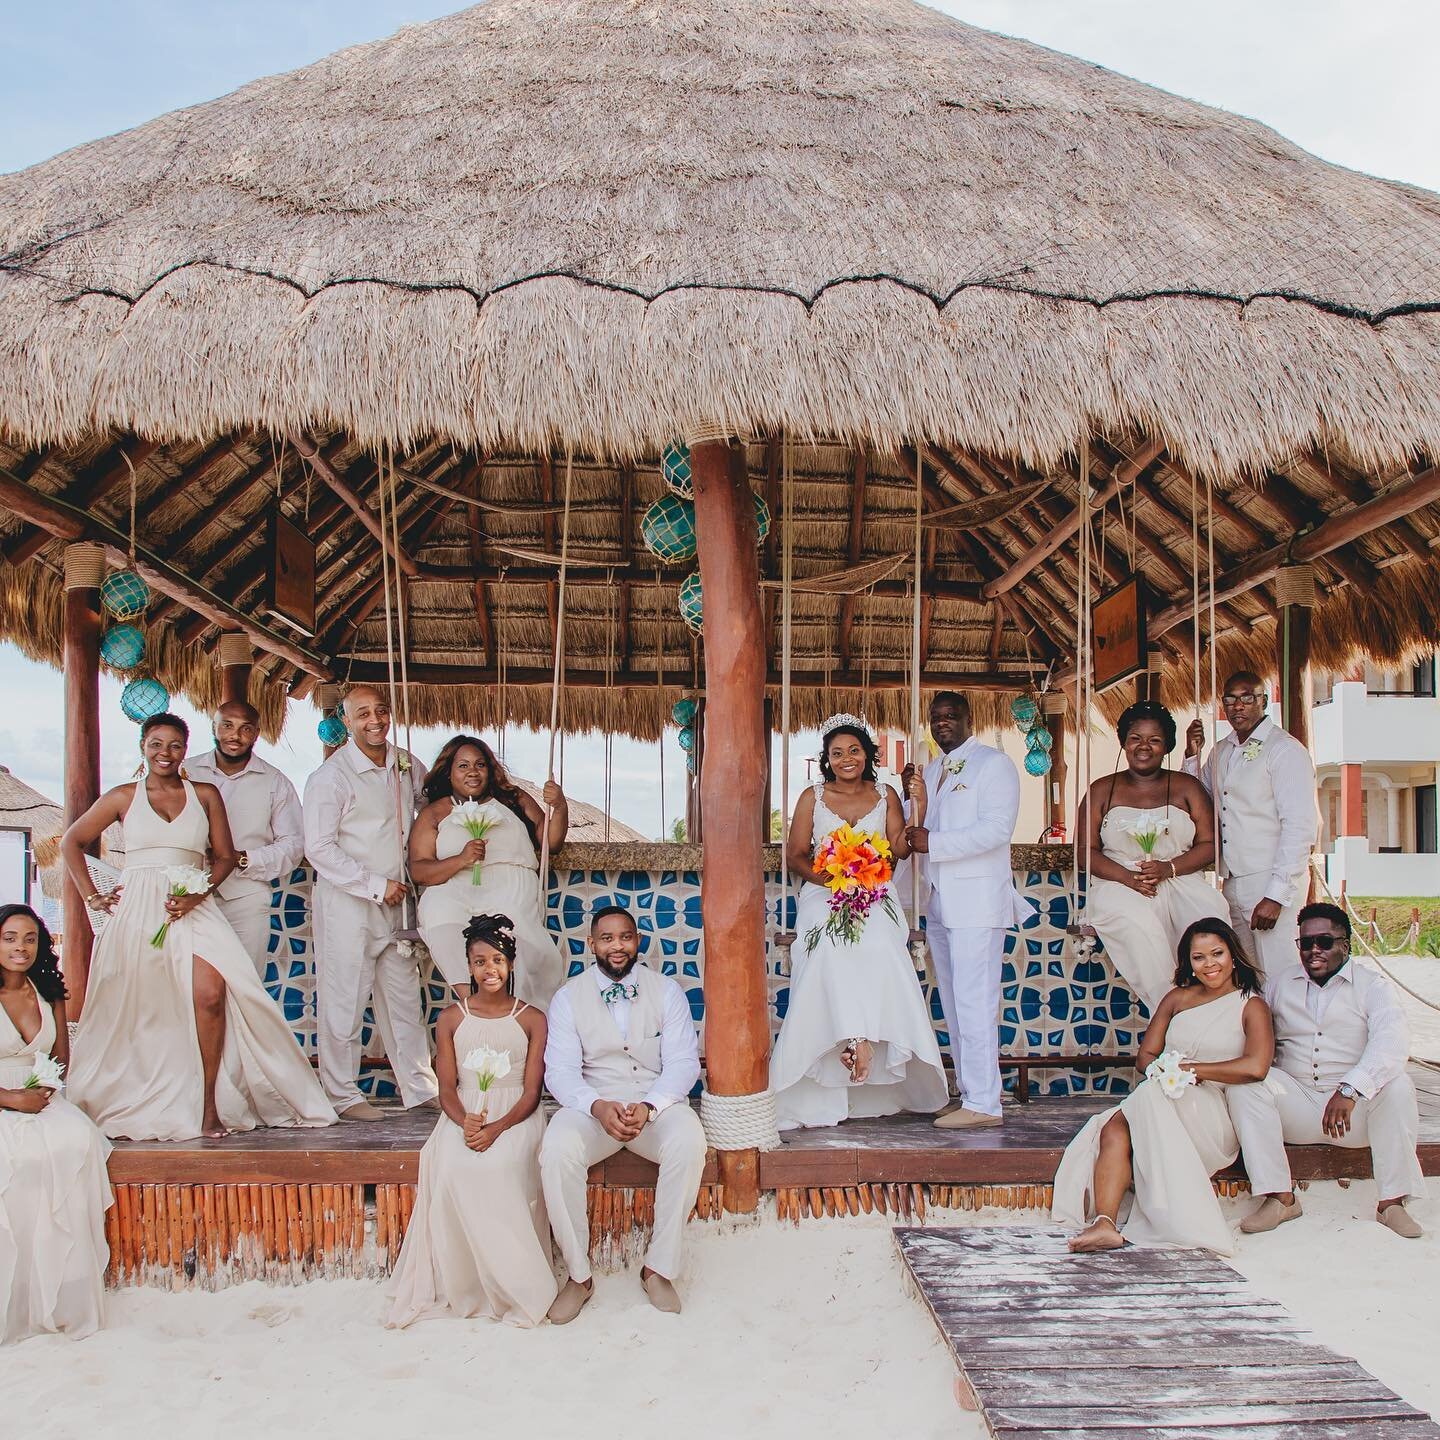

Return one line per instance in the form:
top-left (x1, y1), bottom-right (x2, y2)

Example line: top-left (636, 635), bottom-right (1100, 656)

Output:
top-left (700, 1088), bottom-right (782, 1152)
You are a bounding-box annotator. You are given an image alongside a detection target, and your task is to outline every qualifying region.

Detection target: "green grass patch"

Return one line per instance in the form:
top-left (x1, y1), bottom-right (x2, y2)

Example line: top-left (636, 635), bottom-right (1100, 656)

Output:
top-left (1347, 896), bottom-right (1440, 956)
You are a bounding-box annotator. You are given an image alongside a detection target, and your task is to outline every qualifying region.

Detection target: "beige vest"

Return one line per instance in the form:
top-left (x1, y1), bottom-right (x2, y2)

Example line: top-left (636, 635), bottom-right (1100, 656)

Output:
top-left (188, 752), bottom-right (278, 901)
top-left (334, 747), bottom-right (408, 885)
top-left (1269, 969), bottom-right (1372, 1092)
top-left (1214, 726), bottom-right (1299, 883)
top-left (567, 965), bottom-right (665, 1103)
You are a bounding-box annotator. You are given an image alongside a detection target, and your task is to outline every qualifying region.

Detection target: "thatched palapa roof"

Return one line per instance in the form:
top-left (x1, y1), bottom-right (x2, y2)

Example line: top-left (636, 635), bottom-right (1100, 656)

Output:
top-left (1, 0), bottom-right (1439, 736)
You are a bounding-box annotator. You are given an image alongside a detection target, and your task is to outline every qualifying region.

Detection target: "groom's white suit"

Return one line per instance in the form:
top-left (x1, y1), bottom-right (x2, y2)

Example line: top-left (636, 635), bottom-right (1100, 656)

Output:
top-left (921, 737), bottom-right (1032, 1117)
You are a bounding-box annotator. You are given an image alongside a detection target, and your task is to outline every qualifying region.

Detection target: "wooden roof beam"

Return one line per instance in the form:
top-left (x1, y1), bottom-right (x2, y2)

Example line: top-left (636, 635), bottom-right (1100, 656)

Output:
top-left (1256, 470), bottom-right (1380, 592)
top-left (290, 432), bottom-right (417, 578)
top-left (1294, 454), bottom-right (1430, 560)
top-left (838, 448), bottom-right (868, 671)
top-left (618, 460), bottom-right (635, 673)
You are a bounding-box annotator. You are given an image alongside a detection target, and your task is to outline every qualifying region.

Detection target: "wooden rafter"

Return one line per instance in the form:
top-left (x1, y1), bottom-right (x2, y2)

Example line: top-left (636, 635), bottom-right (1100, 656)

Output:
top-left (465, 456), bottom-right (493, 664)
top-left (291, 433), bottom-right (417, 577)
top-left (1257, 470), bottom-right (1380, 592)
top-left (1295, 455), bottom-right (1430, 560)
top-left (838, 448), bottom-right (868, 670)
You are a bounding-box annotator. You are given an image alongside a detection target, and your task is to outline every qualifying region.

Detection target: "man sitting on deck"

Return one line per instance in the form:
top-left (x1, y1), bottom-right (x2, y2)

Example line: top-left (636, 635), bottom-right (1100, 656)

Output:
top-left (540, 904), bottom-right (707, 1321)
top-left (1226, 903), bottom-right (1425, 1238)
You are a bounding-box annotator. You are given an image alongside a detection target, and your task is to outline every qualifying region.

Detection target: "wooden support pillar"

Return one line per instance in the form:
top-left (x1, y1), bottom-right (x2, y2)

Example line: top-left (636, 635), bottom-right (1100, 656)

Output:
top-left (217, 633), bottom-right (254, 707)
top-left (692, 437), bottom-right (768, 1214)
top-left (1340, 764), bottom-right (1365, 838)
top-left (1276, 565), bottom-right (1316, 748)
top-left (1042, 693), bottom-right (1068, 839)
top-left (686, 697), bottom-right (707, 844)
top-left (762, 695), bottom-right (775, 840)
top-left (62, 543), bottom-right (104, 1017)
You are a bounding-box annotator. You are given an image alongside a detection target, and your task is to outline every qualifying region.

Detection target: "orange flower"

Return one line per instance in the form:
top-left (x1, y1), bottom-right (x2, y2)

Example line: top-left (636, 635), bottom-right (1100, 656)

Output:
top-left (815, 824), bottom-right (893, 895)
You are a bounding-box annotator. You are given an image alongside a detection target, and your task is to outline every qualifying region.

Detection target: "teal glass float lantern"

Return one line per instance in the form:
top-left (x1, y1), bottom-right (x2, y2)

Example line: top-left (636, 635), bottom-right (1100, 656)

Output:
top-left (120, 676), bottom-right (169, 723)
top-left (100, 568), bottom-right (150, 621)
top-left (752, 492), bottom-right (772, 545)
top-left (1024, 747), bottom-right (1052, 777)
top-left (1026, 723), bottom-right (1053, 752)
top-left (677, 725), bottom-right (696, 752)
top-left (640, 493), bottom-right (698, 564)
top-left (317, 712), bottom-right (349, 747)
top-left (99, 623), bottom-right (145, 670)
top-left (671, 697), bottom-right (697, 727)
top-left (678, 571), bottom-right (704, 634)
top-left (1010, 694), bottom-right (1039, 727)
top-left (661, 441), bottom-right (693, 498)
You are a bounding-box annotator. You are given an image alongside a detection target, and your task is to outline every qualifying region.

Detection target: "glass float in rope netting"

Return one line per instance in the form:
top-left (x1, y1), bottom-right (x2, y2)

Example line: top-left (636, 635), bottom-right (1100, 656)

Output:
top-left (317, 712), bottom-right (349, 747)
top-left (1010, 694), bottom-right (1039, 728)
top-left (677, 725), bottom-right (696, 753)
top-left (640, 493), bottom-right (698, 564)
top-left (99, 569), bottom-right (150, 621)
top-left (1026, 723), bottom-right (1054, 752)
top-left (120, 676), bottom-right (170, 724)
top-left (686, 749), bottom-right (697, 775)
top-left (661, 441), bottom-right (693, 498)
top-left (678, 571), bottom-right (704, 635)
top-left (671, 697), bottom-right (697, 727)
top-left (1023, 747), bottom-right (1052, 777)
top-left (752, 492), bottom-right (771, 544)
top-left (99, 623), bottom-right (145, 670)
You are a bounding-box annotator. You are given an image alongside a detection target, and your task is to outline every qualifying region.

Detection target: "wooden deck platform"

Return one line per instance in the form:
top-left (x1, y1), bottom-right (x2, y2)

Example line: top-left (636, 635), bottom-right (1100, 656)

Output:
top-left (895, 1226), bottom-right (1440, 1439)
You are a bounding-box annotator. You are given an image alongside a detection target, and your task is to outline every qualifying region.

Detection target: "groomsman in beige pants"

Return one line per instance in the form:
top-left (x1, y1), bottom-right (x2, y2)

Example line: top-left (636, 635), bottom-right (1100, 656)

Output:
top-left (541, 905), bottom-right (706, 1321)
top-left (303, 686), bottom-right (438, 1121)
top-left (186, 701), bottom-right (305, 980)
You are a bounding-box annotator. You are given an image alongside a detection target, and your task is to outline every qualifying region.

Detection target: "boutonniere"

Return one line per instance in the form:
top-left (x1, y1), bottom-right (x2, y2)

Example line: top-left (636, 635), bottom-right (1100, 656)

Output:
top-left (1240, 739), bottom-right (1264, 763)
top-left (396, 752), bottom-right (412, 775)
top-left (943, 755), bottom-right (968, 787)
top-left (602, 981), bottom-right (639, 1005)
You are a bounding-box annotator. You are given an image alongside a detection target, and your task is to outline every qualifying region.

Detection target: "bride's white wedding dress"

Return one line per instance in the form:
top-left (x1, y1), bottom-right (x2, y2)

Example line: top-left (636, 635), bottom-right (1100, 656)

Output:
top-left (770, 783), bottom-right (949, 1130)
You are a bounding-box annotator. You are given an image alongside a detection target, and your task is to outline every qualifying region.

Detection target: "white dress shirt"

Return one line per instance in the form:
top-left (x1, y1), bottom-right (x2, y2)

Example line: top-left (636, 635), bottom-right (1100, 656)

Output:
top-left (545, 965), bottom-right (700, 1117)
top-left (185, 749), bottom-right (304, 896)
top-left (1185, 716), bottom-right (1317, 905)
top-left (1265, 957), bottom-right (1411, 1098)
top-left (302, 739), bottom-right (428, 903)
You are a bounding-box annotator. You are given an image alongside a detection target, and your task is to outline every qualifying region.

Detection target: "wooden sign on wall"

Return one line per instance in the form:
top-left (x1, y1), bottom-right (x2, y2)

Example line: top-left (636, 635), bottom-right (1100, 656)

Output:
top-left (263, 513), bottom-right (316, 636)
top-left (1092, 577), bottom-right (1147, 691)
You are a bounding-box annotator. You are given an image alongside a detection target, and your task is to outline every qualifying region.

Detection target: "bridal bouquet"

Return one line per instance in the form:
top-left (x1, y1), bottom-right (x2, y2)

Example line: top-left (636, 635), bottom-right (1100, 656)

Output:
top-left (1144, 1048), bottom-right (1197, 1100)
top-left (24, 1050), bottom-right (65, 1093)
top-left (462, 1044), bottom-right (513, 1120)
top-left (150, 864), bottom-right (211, 949)
top-left (805, 824), bottom-right (899, 948)
top-left (1125, 809), bottom-right (1168, 860)
top-left (451, 800), bottom-right (497, 885)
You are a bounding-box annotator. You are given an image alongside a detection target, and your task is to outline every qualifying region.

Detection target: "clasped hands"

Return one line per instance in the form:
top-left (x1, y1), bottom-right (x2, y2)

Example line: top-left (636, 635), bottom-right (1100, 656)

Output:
top-left (899, 765), bottom-right (929, 852)
top-left (591, 1097), bottom-right (653, 1142)
top-left (462, 1112), bottom-right (504, 1153)
top-left (164, 891), bottom-right (209, 920)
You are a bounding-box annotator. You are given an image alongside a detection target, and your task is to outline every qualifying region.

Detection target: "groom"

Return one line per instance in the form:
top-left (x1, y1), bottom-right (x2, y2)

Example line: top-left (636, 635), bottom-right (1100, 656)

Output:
top-left (905, 691), bottom-right (1031, 1129)
top-left (540, 904), bottom-right (707, 1321)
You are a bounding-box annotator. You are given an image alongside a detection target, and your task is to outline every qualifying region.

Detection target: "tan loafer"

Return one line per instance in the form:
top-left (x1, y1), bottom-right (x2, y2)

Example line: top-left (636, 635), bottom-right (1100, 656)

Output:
top-left (547, 1278), bottom-right (594, 1324)
top-left (642, 1270), bottom-right (682, 1314)
top-left (1378, 1203), bottom-right (1423, 1239)
top-left (410, 1097), bottom-right (441, 1113)
top-left (933, 1107), bottom-right (1003, 1130)
top-left (336, 1101), bottom-right (391, 1122)
top-left (1240, 1195), bottom-right (1303, 1234)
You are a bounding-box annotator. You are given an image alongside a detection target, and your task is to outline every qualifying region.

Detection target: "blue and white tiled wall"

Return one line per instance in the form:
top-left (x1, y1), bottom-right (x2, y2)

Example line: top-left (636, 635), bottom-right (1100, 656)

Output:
top-left (260, 861), bottom-right (1143, 1099)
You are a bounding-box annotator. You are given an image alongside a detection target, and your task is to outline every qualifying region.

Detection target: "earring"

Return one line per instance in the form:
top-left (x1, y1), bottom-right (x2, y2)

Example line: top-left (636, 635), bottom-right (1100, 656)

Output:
top-left (133, 761), bottom-right (145, 778)
top-left (179, 765), bottom-right (189, 780)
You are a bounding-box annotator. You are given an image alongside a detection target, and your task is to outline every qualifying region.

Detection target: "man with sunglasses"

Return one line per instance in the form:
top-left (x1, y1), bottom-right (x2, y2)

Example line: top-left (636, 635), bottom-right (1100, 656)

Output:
top-left (1184, 670), bottom-right (1317, 977)
top-left (1226, 903), bottom-right (1424, 1238)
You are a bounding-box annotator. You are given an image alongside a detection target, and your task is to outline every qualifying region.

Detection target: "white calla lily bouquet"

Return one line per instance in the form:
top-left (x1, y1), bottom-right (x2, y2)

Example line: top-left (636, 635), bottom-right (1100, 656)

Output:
top-left (24, 1050), bottom-right (65, 1093)
top-left (1125, 808), bottom-right (1168, 860)
top-left (150, 864), bottom-right (211, 948)
top-left (462, 1044), bottom-right (513, 1120)
top-left (450, 800), bottom-right (497, 885)
top-left (1144, 1048), bottom-right (1197, 1100)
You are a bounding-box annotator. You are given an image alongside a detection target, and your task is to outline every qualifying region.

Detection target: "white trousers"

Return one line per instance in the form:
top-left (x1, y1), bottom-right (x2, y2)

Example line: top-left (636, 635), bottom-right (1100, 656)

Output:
top-left (218, 890), bottom-right (273, 981)
top-left (539, 1105), bottom-right (707, 1282)
top-left (1227, 1070), bottom-right (1425, 1203)
top-left (1222, 871), bottom-right (1304, 979)
top-left (312, 881), bottom-right (438, 1111)
top-left (927, 923), bottom-right (1006, 1116)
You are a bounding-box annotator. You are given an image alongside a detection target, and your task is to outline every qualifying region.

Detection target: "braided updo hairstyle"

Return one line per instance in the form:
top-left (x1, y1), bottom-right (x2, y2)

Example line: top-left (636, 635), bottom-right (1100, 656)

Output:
top-left (1116, 699), bottom-right (1178, 754)
top-left (462, 913), bottom-right (517, 994)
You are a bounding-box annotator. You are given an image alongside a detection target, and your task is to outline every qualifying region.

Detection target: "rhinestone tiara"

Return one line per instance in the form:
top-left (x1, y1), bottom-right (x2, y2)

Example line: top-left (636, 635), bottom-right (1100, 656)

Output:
top-left (819, 711), bottom-right (874, 741)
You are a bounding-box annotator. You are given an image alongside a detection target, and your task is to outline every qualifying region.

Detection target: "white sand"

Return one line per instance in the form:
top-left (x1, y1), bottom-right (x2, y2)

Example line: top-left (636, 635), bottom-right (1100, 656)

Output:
top-left (8, 1185), bottom-right (1434, 1440)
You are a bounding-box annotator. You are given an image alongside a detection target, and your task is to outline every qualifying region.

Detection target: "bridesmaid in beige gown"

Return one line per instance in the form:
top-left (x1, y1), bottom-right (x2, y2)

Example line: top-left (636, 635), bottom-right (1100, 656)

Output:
top-left (0, 905), bottom-right (113, 1344)
top-left (1053, 917), bottom-right (1275, 1256)
top-left (62, 713), bottom-right (335, 1141)
top-left (388, 913), bottom-right (557, 1329)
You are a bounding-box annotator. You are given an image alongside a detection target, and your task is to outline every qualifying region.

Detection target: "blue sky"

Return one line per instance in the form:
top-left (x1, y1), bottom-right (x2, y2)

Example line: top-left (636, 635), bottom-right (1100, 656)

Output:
top-left (1, 1), bottom-right (1436, 826)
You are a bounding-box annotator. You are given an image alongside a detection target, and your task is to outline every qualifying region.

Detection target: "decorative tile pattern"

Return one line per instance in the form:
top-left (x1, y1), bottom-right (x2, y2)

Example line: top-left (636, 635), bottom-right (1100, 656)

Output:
top-left (262, 859), bottom-right (1140, 1099)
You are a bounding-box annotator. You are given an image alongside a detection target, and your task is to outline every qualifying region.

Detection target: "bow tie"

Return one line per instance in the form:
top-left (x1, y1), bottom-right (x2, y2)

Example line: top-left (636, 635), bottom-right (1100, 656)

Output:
top-left (601, 981), bottom-right (639, 1005)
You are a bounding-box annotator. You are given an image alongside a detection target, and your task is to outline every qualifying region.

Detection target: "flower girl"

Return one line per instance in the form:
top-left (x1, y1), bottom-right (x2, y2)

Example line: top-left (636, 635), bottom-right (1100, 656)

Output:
top-left (0, 905), bottom-right (113, 1343)
top-left (387, 913), bottom-right (557, 1328)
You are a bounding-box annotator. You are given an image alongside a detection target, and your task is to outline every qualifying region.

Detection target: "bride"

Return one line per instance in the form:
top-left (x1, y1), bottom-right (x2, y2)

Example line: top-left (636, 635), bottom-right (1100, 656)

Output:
top-left (770, 715), bottom-right (949, 1130)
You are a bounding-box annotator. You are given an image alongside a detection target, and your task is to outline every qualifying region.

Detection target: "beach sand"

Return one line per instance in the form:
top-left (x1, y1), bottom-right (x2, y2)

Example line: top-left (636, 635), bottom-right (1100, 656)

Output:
top-left (7, 1183), bottom-right (1433, 1439)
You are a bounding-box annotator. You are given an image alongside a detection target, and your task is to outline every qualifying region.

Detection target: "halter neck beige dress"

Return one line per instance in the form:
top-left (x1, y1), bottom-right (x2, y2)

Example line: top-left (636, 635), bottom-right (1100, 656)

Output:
top-left (1086, 802), bottom-right (1229, 1013)
top-left (417, 798), bottom-right (566, 1006)
top-left (69, 780), bottom-right (336, 1141)
top-left (387, 999), bottom-right (556, 1329)
top-left (1052, 987), bottom-right (1251, 1255)
top-left (0, 984), bottom-right (113, 1344)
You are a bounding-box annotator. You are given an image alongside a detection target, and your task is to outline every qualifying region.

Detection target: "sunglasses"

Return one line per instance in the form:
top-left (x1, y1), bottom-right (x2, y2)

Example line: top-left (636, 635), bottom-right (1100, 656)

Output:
top-left (1221, 692), bottom-right (1264, 706)
top-left (1296, 934), bottom-right (1342, 952)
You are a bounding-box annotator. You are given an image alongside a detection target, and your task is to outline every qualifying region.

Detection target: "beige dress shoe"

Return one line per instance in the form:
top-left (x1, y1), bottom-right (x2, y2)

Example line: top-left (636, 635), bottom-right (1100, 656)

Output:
top-left (933, 1107), bottom-right (1003, 1130)
top-left (336, 1100), bottom-right (391, 1122)
top-left (642, 1271), bottom-right (682, 1314)
top-left (1378, 1203), bottom-right (1423, 1239)
top-left (547, 1279), bottom-right (594, 1324)
top-left (1239, 1195), bottom-right (1303, 1234)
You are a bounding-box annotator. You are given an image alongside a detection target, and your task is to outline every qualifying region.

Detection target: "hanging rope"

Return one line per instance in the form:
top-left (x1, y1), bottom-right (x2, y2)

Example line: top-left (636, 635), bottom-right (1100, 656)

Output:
top-left (603, 573), bottom-right (616, 843)
top-left (1206, 471), bottom-right (1221, 888)
top-left (908, 446), bottom-right (930, 983)
top-left (1069, 436), bottom-right (1097, 965)
top-left (774, 435), bottom-right (797, 965)
top-left (537, 452), bottom-right (573, 909)
top-left (654, 568), bottom-right (667, 839)
top-left (494, 565), bottom-right (508, 761)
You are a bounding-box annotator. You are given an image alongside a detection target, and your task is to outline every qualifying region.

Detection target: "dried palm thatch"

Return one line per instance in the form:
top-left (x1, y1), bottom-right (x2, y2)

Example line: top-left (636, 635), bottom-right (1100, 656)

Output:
top-left (0, 764), bottom-right (124, 898)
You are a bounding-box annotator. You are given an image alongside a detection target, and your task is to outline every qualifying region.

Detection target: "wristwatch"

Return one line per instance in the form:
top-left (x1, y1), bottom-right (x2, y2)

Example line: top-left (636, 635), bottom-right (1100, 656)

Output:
top-left (237, 851), bottom-right (250, 872)
top-left (1337, 1083), bottom-right (1357, 1100)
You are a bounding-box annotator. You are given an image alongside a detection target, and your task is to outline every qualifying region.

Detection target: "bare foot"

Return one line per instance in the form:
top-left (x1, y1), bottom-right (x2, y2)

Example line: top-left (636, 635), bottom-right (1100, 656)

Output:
top-left (201, 1109), bottom-right (227, 1139)
top-left (840, 1041), bottom-right (857, 1077)
top-left (850, 1038), bottom-right (874, 1085)
top-left (1068, 1217), bottom-right (1126, 1253)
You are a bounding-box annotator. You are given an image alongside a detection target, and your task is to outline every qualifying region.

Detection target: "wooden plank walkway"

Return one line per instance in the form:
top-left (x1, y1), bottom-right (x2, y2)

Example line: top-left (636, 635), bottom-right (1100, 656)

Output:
top-left (895, 1226), bottom-right (1440, 1439)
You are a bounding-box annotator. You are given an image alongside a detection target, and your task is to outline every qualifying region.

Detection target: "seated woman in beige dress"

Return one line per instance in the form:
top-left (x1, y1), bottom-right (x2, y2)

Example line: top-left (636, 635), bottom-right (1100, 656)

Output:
top-left (1053, 918), bottom-right (1274, 1256)
top-left (1077, 701), bottom-right (1229, 1013)
top-left (0, 905), bottom-right (113, 1344)
top-left (387, 913), bottom-right (556, 1329)
top-left (410, 734), bottom-right (569, 1006)
top-left (62, 712), bottom-right (335, 1141)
